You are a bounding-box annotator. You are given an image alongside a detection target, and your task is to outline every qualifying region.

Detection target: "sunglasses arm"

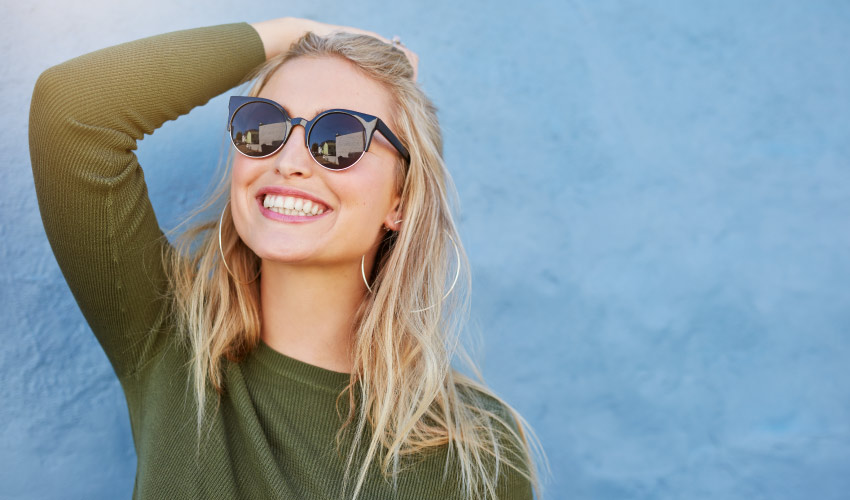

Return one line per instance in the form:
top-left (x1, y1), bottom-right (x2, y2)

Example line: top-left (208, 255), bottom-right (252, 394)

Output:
top-left (376, 120), bottom-right (410, 163)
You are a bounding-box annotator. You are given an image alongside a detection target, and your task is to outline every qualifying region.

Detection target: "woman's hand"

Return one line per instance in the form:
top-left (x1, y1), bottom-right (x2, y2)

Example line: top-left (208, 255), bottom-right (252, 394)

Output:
top-left (250, 17), bottom-right (419, 80)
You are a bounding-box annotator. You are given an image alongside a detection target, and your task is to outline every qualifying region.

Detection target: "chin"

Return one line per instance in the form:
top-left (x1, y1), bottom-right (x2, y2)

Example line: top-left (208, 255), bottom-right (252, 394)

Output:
top-left (242, 236), bottom-right (318, 264)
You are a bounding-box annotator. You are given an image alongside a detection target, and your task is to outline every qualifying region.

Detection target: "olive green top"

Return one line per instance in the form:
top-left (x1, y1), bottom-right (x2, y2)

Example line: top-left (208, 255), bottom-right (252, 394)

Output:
top-left (29, 22), bottom-right (532, 500)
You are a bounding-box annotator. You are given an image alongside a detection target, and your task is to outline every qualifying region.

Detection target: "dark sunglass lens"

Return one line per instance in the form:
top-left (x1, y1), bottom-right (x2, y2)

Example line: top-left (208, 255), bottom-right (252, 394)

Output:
top-left (309, 113), bottom-right (366, 169)
top-left (230, 102), bottom-right (287, 157)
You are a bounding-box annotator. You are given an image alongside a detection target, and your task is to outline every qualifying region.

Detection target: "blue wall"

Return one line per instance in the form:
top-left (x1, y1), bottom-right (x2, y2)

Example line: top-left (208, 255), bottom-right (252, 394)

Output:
top-left (3, 1), bottom-right (849, 499)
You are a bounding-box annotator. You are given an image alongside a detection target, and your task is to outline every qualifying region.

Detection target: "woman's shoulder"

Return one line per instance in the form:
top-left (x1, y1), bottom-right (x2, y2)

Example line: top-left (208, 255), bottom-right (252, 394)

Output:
top-left (450, 379), bottom-right (537, 499)
top-left (454, 376), bottom-right (522, 428)
top-left (452, 376), bottom-right (533, 465)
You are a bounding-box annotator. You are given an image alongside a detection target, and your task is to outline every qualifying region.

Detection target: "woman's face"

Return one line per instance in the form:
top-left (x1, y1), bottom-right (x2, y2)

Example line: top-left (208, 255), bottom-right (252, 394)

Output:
top-left (230, 55), bottom-right (403, 269)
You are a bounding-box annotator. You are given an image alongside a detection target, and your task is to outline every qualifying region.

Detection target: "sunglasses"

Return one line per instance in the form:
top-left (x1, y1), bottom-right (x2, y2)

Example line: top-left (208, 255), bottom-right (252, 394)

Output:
top-left (227, 96), bottom-right (410, 171)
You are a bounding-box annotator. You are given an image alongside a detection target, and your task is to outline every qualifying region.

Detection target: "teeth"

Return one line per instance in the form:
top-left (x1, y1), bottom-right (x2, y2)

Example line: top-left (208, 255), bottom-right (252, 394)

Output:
top-left (268, 206), bottom-right (311, 216)
top-left (263, 194), bottom-right (328, 216)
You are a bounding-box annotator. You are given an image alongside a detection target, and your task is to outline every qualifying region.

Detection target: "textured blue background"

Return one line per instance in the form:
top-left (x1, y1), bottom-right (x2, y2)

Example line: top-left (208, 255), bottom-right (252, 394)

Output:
top-left (2, 1), bottom-right (849, 499)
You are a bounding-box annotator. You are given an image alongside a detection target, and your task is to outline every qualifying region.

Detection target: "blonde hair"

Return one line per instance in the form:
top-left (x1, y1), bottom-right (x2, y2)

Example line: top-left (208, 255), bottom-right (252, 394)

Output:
top-left (167, 31), bottom-right (548, 500)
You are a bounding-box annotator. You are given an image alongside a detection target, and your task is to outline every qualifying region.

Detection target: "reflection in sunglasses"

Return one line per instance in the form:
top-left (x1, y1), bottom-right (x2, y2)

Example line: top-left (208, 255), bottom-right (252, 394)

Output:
top-left (312, 131), bottom-right (365, 166)
top-left (234, 122), bottom-right (287, 156)
top-left (234, 121), bottom-right (366, 168)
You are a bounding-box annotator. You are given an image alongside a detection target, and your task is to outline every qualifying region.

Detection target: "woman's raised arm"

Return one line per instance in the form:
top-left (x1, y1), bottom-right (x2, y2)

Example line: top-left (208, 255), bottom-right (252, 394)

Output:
top-left (28, 23), bottom-right (267, 379)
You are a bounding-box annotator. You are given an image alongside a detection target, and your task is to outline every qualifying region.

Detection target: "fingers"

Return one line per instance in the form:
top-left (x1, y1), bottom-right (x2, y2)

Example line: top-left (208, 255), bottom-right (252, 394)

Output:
top-left (303, 21), bottom-right (419, 80)
top-left (344, 29), bottom-right (419, 80)
top-left (389, 37), bottom-right (419, 81)
top-left (403, 47), bottom-right (419, 81)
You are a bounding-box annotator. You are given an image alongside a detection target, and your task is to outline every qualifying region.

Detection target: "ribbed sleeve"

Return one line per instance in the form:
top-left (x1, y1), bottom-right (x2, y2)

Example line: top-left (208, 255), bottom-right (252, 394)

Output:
top-left (28, 23), bottom-right (266, 378)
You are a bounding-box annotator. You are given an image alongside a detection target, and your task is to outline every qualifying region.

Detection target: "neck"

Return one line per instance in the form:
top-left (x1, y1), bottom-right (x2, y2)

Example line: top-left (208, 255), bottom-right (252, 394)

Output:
top-left (259, 259), bottom-right (369, 374)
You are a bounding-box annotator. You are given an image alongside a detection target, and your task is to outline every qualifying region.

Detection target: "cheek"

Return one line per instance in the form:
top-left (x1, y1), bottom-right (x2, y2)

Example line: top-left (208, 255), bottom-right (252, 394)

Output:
top-left (230, 157), bottom-right (256, 192)
top-left (340, 169), bottom-right (397, 226)
top-left (228, 159), bottom-right (260, 243)
top-left (230, 158), bottom-right (270, 211)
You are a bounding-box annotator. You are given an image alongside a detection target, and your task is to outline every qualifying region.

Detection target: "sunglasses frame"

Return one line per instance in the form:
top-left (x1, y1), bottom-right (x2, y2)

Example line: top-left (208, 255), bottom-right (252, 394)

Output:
top-left (227, 96), bottom-right (410, 171)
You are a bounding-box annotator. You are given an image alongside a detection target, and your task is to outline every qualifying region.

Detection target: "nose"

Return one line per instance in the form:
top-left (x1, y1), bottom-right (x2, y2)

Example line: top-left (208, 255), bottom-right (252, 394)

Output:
top-left (272, 119), bottom-right (315, 178)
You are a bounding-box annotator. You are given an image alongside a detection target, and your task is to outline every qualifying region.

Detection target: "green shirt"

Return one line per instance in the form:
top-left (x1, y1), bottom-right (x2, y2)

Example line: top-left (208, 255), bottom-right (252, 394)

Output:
top-left (29, 22), bottom-right (532, 500)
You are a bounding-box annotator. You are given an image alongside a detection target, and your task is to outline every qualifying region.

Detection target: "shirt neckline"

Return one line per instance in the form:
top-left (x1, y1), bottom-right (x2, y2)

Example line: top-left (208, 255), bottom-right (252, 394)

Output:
top-left (249, 338), bottom-right (352, 392)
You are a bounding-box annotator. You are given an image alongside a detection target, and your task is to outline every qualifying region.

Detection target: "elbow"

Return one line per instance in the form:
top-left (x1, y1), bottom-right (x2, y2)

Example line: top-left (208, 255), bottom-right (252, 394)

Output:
top-left (29, 64), bottom-right (81, 185)
top-left (30, 65), bottom-right (70, 144)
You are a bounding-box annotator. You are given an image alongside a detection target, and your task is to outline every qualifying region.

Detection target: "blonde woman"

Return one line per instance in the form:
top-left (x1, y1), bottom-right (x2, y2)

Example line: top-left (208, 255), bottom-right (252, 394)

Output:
top-left (30, 16), bottom-right (546, 500)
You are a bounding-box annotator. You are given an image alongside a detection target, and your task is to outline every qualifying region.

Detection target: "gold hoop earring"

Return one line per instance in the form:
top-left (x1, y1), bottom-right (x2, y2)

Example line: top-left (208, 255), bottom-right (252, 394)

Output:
top-left (219, 200), bottom-right (260, 285)
top-left (361, 229), bottom-right (461, 313)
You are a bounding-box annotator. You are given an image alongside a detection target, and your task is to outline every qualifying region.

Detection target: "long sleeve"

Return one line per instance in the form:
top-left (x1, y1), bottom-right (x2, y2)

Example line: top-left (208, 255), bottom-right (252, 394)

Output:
top-left (28, 23), bottom-right (266, 379)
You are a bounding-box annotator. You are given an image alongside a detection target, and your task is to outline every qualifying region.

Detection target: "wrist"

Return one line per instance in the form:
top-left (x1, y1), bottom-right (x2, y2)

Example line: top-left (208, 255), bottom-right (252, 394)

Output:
top-left (250, 17), bottom-right (300, 61)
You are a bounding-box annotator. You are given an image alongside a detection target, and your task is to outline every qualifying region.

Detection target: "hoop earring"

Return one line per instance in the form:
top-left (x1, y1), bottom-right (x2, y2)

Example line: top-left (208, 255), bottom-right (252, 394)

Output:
top-left (219, 200), bottom-right (260, 285)
top-left (361, 230), bottom-right (461, 313)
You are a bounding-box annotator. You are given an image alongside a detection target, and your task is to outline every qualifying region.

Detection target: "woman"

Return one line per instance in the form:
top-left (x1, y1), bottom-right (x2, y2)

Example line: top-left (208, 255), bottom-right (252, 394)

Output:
top-left (30, 16), bottom-right (545, 500)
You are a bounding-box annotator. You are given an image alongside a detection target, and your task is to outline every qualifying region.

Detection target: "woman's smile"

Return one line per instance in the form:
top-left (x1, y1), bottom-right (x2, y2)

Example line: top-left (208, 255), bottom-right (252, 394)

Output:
top-left (256, 187), bottom-right (332, 223)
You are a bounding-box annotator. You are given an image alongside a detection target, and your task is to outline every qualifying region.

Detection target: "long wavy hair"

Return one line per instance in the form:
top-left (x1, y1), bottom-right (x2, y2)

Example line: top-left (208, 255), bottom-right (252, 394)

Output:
top-left (166, 31), bottom-right (547, 500)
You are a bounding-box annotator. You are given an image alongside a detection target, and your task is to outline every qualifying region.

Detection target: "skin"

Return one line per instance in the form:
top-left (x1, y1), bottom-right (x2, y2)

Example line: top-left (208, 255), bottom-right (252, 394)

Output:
top-left (230, 53), bottom-right (405, 373)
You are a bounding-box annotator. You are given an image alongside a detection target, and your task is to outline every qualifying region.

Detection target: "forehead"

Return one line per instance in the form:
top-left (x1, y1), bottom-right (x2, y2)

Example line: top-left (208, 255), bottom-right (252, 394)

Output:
top-left (258, 55), bottom-right (395, 124)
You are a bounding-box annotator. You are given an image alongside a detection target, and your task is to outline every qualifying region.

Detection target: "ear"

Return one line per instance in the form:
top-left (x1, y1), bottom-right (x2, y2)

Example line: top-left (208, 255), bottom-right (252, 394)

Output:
top-left (382, 194), bottom-right (403, 232)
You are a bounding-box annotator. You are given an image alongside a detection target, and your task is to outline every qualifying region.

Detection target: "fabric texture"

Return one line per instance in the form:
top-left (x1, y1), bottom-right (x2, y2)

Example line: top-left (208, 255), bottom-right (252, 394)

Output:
top-left (29, 22), bottom-right (532, 500)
